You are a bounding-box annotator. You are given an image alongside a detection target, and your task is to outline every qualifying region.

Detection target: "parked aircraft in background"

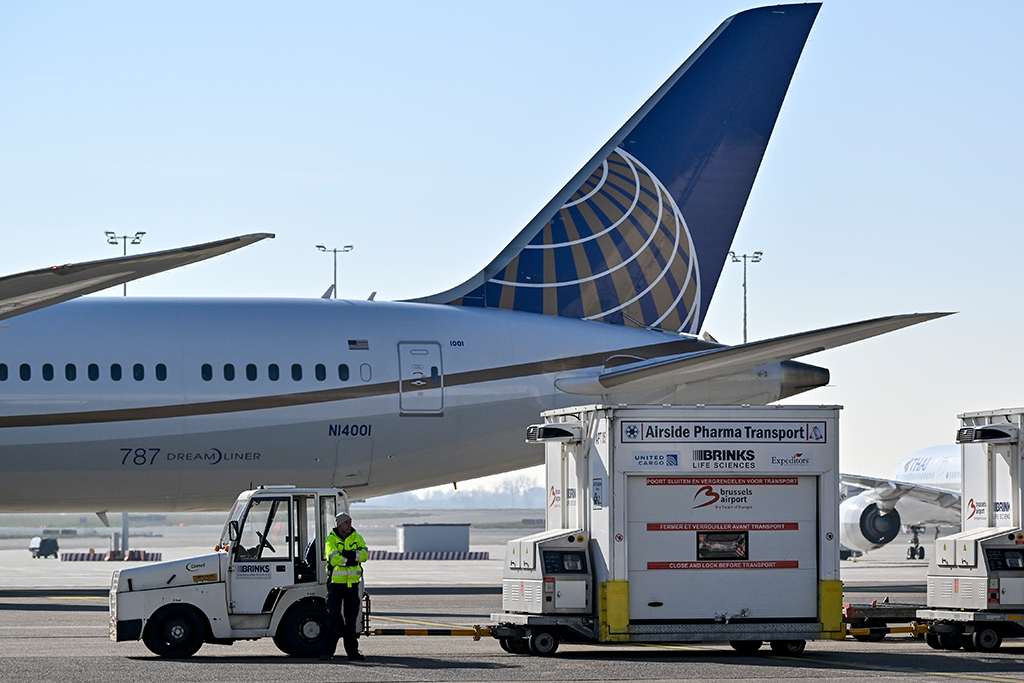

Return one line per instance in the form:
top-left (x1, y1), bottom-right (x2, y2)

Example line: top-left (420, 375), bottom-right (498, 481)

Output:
top-left (0, 4), bottom-right (948, 514)
top-left (840, 445), bottom-right (961, 559)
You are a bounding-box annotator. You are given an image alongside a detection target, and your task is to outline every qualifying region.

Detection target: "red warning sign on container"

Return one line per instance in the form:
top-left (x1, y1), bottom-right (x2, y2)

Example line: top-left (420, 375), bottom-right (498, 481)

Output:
top-left (647, 560), bottom-right (799, 570)
top-left (646, 522), bottom-right (799, 531)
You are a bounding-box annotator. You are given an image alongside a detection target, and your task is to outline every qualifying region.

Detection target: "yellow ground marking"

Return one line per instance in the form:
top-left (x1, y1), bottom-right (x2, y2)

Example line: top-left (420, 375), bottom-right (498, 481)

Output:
top-left (636, 642), bottom-right (717, 652)
top-left (47, 596), bottom-right (107, 601)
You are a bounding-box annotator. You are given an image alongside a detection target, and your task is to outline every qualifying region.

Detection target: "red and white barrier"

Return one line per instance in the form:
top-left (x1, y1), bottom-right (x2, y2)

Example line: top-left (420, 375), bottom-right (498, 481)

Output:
top-left (60, 551), bottom-right (162, 562)
top-left (60, 552), bottom-right (107, 562)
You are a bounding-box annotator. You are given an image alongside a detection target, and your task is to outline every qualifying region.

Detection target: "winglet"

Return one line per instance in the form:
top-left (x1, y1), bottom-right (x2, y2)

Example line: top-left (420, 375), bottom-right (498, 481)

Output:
top-left (0, 233), bottom-right (274, 322)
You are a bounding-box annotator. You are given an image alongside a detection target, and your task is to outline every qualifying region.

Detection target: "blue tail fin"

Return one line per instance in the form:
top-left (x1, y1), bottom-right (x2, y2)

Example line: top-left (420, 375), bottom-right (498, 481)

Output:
top-left (415, 4), bottom-right (820, 333)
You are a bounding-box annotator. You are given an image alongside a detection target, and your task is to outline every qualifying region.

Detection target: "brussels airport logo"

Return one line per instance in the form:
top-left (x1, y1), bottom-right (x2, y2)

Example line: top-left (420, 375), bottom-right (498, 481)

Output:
top-left (692, 485), bottom-right (753, 510)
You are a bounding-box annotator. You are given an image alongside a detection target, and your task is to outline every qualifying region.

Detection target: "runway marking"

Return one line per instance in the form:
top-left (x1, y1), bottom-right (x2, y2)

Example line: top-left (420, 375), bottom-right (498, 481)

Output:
top-left (372, 615), bottom-right (469, 630)
top-left (796, 654), bottom-right (1024, 682)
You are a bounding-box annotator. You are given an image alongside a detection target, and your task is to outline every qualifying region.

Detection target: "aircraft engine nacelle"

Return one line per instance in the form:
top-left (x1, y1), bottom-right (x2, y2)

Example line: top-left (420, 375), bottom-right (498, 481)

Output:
top-left (839, 493), bottom-right (902, 553)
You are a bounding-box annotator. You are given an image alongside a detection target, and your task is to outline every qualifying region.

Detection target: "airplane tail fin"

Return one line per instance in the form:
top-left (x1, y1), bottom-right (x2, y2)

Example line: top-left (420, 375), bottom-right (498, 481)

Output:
top-left (414, 4), bottom-right (820, 333)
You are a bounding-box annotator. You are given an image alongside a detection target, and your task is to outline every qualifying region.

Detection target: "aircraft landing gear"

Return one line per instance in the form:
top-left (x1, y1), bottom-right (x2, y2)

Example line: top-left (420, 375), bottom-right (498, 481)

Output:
top-left (907, 526), bottom-right (926, 560)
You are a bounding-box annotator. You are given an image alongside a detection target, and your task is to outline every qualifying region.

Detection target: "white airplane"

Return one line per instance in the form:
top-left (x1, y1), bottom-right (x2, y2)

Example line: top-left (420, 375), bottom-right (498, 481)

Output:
top-left (840, 445), bottom-right (961, 560)
top-left (0, 4), bottom-right (949, 514)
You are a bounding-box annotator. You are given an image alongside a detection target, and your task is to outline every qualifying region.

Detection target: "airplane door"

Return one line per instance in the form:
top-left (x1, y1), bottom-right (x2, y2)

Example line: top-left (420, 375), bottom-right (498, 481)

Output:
top-left (398, 341), bottom-right (444, 416)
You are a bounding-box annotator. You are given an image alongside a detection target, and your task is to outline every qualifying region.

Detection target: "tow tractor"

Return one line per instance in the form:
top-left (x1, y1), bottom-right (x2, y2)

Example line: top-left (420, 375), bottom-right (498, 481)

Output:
top-left (110, 486), bottom-right (350, 657)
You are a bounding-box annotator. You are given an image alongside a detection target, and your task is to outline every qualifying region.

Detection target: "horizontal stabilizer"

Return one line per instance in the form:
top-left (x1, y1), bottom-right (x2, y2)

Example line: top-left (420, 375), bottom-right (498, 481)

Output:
top-left (841, 474), bottom-right (961, 511)
top-left (555, 312), bottom-right (953, 394)
top-left (0, 233), bottom-right (274, 322)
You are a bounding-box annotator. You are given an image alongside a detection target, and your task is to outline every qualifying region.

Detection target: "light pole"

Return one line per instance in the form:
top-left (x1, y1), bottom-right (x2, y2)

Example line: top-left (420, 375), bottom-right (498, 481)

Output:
top-left (316, 244), bottom-right (353, 299)
top-left (729, 250), bottom-right (762, 343)
top-left (105, 231), bottom-right (146, 296)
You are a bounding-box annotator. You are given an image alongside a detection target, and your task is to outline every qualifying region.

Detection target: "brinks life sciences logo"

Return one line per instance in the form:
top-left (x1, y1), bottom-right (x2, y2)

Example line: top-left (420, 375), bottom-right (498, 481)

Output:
top-left (236, 564), bottom-right (271, 579)
top-left (691, 449), bottom-right (756, 470)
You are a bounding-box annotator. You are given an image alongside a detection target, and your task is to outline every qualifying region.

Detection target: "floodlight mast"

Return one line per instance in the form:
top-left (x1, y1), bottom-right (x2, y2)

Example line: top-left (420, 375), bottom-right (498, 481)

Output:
top-left (316, 244), bottom-right (354, 299)
top-left (104, 231), bottom-right (146, 296)
top-left (728, 250), bottom-right (762, 343)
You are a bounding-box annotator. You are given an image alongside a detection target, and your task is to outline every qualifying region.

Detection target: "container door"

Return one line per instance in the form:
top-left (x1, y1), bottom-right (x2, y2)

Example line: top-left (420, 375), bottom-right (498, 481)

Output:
top-left (625, 475), bottom-right (819, 621)
top-left (398, 342), bottom-right (443, 415)
top-left (228, 496), bottom-right (296, 614)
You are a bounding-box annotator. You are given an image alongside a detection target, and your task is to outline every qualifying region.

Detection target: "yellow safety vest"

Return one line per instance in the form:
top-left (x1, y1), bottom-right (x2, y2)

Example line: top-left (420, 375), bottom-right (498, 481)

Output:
top-left (325, 529), bottom-right (368, 586)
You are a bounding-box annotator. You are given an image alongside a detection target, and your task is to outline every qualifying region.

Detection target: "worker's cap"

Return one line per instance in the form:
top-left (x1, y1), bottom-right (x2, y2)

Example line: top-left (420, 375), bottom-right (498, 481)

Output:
top-left (335, 512), bottom-right (352, 526)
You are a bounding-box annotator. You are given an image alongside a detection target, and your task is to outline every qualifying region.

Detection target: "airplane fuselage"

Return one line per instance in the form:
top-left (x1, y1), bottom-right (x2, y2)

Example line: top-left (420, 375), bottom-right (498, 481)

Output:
top-left (0, 298), bottom-right (816, 512)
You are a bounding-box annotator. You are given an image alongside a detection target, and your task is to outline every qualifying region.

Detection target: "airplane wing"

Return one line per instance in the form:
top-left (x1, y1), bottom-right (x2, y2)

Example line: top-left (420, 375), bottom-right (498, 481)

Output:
top-left (555, 312), bottom-right (954, 394)
top-left (0, 233), bottom-right (274, 322)
top-left (840, 473), bottom-right (961, 511)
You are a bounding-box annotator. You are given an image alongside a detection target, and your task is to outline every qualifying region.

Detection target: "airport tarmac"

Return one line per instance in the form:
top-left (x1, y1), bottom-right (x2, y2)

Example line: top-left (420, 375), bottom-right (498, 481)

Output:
top-left (1, 511), bottom-right (986, 682)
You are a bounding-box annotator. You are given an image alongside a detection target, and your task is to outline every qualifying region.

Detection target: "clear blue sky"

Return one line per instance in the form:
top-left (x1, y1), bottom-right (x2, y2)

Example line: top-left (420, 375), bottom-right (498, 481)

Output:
top-left (3, 1), bottom-right (1023, 486)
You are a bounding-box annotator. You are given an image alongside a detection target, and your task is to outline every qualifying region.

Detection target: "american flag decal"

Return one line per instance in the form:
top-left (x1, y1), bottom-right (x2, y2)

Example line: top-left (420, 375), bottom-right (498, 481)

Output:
top-left (348, 339), bottom-right (369, 351)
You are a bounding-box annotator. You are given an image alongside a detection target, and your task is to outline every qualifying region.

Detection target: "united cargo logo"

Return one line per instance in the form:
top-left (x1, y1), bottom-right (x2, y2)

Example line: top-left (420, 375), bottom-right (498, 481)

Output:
top-left (770, 453), bottom-right (811, 467)
top-left (692, 449), bottom-right (755, 470)
top-left (633, 453), bottom-right (679, 468)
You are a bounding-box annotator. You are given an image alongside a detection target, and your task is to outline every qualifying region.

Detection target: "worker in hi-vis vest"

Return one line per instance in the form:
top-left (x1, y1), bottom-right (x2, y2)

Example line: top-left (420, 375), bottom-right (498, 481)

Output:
top-left (320, 512), bottom-right (369, 661)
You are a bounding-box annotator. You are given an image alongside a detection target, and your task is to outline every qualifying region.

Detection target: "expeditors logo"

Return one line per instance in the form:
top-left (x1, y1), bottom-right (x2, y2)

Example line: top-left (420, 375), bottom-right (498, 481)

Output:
top-left (770, 453), bottom-right (811, 467)
top-left (692, 450), bottom-right (755, 470)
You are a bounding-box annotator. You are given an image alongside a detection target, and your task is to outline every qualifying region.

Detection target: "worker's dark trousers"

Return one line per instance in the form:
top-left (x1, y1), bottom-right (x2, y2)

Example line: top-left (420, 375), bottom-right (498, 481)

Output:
top-left (323, 582), bottom-right (360, 657)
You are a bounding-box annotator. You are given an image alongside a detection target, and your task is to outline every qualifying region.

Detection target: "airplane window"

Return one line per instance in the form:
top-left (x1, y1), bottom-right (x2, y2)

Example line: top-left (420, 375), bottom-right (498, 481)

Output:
top-left (156, 364), bottom-right (167, 381)
top-left (0, 364), bottom-right (7, 381)
top-left (88, 364), bottom-right (99, 381)
top-left (431, 366), bottom-right (439, 384)
top-left (268, 364), bottom-right (280, 381)
top-left (20, 364), bottom-right (30, 381)
top-left (224, 364), bottom-right (235, 381)
top-left (292, 364), bottom-right (302, 381)
top-left (42, 364), bottom-right (54, 381)
top-left (246, 364), bottom-right (257, 381)
top-left (133, 364), bottom-right (144, 381)
top-left (338, 364), bottom-right (349, 381)
top-left (110, 364), bottom-right (122, 381)
top-left (315, 364), bottom-right (326, 381)
top-left (65, 364), bottom-right (76, 381)
top-left (201, 364), bottom-right (213, 381)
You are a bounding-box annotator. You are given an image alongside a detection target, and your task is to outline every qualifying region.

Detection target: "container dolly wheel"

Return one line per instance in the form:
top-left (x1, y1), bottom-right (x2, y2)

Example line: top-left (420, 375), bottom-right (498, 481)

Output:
top-left (938, 632), bottom-right (962, 650)
top-left (500, 636), bottom-right (529, 654)
top-left (769, 640), bottom-right (805, 655)
top-left (972, 628), bottom-right (1002, 652)
top-left (924, 631), bottom-right (943, 650)
top-left (528, 630), bottom-right (560, 656)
